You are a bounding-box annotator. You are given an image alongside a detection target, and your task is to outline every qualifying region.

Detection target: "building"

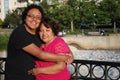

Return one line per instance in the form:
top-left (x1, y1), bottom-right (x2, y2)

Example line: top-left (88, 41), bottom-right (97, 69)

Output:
top-left (0, 0), bottom-right (41, 21)
top-left (0, 0), bottom-right (8, 21)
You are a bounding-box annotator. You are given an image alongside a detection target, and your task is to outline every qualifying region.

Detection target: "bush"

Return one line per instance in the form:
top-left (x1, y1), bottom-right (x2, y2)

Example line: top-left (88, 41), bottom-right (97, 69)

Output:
top-left (0, 34), bottom-right (10, 51)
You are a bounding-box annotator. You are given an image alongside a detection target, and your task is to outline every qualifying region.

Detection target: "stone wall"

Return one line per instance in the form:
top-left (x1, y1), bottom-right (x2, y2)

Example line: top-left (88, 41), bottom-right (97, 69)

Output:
top-left (62, 34), bottom-right (120, 50)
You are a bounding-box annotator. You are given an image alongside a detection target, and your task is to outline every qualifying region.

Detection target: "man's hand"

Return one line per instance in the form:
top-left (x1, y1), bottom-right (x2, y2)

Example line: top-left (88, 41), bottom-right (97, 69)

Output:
top-left (28, 67), bottom-right (39, 76)
top-left (65, 51), bottom-right (74, 64)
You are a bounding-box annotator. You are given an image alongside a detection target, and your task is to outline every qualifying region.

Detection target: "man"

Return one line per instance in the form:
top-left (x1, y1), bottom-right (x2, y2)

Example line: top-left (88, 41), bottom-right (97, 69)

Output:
top-left (5, 4), bottom-right (73, 80)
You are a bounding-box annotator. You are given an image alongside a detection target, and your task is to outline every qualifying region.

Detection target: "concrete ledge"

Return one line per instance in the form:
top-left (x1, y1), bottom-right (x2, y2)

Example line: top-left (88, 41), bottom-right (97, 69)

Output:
top-left (87, 32), bottom-right (100, 36)
top-left (63, 34), bottom-right (120, 50)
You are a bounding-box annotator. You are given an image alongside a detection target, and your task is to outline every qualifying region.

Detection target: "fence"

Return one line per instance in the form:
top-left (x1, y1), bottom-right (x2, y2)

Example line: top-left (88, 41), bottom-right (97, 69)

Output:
top-left (0, 58), bottom-right (6, 80)
top-left (70, 60), bottom-right (120, 80)
top-left (0, 58), bottom-right (120, 80)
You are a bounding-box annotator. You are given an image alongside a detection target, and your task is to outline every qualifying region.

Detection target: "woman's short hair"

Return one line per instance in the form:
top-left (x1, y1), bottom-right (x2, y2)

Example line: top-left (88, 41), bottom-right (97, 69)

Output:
top-left (38, 17), bottom-right (59, 36)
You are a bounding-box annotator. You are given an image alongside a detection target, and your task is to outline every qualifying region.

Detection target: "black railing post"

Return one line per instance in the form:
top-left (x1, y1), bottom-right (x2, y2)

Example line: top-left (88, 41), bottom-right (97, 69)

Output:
top-left (104, 65), bottom-right (107, 80)
top-left (89, 64), bottom-right (92, 79)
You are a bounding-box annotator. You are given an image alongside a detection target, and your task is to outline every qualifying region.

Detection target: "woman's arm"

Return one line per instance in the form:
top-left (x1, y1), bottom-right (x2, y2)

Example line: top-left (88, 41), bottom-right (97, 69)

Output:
top-left (28, 62), bottom-right (66, 75)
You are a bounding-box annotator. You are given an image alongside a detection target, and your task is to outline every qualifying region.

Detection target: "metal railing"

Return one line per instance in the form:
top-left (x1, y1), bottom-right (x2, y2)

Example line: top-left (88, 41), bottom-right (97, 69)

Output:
top-left (70, 60), bottom-right (120, 80)
top-left (0, 58), bottom-right (6, 80)
top-left (0, 58), bottom-right (120, 80)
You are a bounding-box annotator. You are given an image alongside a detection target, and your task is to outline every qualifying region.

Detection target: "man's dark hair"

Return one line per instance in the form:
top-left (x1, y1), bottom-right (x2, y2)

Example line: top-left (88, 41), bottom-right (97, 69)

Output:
top-left (22, 4), bottom-right (44, 24)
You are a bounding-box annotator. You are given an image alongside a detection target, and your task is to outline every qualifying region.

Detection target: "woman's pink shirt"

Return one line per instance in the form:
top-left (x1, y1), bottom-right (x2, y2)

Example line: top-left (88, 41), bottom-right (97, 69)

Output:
top-left (35, 37), bottom-right (71, 80)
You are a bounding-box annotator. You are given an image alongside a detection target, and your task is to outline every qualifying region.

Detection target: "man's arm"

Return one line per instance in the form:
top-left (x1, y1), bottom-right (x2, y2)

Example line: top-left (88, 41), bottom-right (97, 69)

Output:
top-left (67, 50), bottom-right (74, 64)
top-left (23, 43), bottom-right (70, 62)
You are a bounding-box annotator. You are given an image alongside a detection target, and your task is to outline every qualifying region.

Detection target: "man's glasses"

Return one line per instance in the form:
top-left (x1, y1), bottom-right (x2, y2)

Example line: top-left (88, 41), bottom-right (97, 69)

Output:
top-left (27, 14), bottom-right (41, 20)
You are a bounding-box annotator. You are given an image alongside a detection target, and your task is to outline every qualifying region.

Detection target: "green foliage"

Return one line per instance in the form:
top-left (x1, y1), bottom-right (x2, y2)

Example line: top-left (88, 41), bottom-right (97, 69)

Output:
top-left (0, 34), bottom-right (10, 50)
top-left (40, 0), bottom-right (111, 31)
top-left (0, 19), bottom-right (2, 28)
top-left (99, 0), bottom-right (119, 19)
top-left (3, 8), bottom-right (22, 28)
top-left (2, 0), bottom-right (120, 33)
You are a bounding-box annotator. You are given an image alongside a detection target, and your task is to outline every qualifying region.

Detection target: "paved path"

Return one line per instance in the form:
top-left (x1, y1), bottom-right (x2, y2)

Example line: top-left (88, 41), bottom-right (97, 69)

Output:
top-left (0, 28), bottom-right (13, 34)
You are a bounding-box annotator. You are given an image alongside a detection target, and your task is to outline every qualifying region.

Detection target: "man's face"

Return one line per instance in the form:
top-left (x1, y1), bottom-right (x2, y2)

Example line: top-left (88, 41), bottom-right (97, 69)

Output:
top-left (24, 8), bottom-right (42, 32)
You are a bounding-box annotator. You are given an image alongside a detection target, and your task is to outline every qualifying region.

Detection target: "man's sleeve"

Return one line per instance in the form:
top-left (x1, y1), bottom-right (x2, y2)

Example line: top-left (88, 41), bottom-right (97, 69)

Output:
top-left (13, 30), bottom-right (33, 49)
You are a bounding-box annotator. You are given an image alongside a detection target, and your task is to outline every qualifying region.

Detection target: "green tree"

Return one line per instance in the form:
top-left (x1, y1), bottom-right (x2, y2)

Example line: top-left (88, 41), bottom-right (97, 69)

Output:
top-left (77, 0), bottom-right (100, 31)
top-left (3, 8), bottom-right (22, 28)
top-left (99, 0), bottom-right (120, 33)
top-left (40, 0), bottom-right (55, 18)
top-left (40, 0), bottom-right (72, 31)
top-left (40, 0), bottom-right (120, 33)
top-left (66, 0), bottom-right (80, 32)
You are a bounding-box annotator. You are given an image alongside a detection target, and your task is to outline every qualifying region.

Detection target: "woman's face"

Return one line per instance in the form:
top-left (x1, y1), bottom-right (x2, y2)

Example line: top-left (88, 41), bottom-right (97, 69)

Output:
top-left (39, 24), bottom-right (55, 45)
top-left (24, 8), bottom-right (42, 33)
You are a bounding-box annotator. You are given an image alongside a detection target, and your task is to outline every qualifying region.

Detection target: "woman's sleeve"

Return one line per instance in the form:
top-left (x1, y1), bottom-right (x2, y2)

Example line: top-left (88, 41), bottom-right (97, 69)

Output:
top-left (54, 38), bottom-right (70, 54)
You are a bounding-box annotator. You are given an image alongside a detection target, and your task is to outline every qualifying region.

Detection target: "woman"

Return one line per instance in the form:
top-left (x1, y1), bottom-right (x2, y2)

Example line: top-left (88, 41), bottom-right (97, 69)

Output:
top-left (28, 17), bottom-right (72, 80)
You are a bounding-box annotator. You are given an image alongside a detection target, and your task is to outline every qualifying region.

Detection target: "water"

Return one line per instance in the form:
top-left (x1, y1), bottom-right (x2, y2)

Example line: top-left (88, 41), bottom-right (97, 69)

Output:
top-left (1, 46), bottom-right (120, 61)
top-left (69, 45), bottom-right (120, 62)
top-left (68, 46), bottom-right (120, 80)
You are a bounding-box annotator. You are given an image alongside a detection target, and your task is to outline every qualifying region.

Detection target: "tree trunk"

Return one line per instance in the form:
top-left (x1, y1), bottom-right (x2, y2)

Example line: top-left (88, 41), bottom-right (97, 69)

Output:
top-left (113, 21), bottom-right (116, 33)
top-left (70, 19), bottom-right (74, 32)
